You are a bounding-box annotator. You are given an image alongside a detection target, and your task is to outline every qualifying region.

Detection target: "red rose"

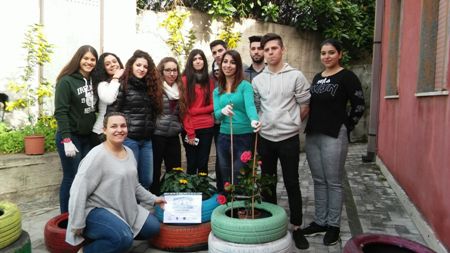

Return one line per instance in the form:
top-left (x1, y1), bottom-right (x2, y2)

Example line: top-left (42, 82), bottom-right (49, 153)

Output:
top-left (224, 182), bottom-right (232, 192)
top-left (240, 151), bottom-right (252, 163)
top-left (217, 194), bottom-right (227, 205)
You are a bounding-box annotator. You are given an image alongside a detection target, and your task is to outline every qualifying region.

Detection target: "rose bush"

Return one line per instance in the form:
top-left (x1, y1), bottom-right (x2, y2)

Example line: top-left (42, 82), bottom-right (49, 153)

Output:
top-left (218, 151), bottom-right (276, 218)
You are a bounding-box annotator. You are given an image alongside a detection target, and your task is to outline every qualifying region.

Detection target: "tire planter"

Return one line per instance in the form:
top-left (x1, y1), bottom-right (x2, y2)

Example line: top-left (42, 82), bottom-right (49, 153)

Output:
top-left (44, 212), bottom-right (83, 253)
top-left (211, 201), bottom-right (288, 244)
top-left (0, 230), bottom-right (31, 253)
top-left (0, 201), bottom-right (22, 249)
top-left (343, 233), bottom-right (436, 253)
top-left (208, 231), bottom-right (293, 253)
top-left (154, 193), bottom-right (220, 223)
top-left (150, 222), bottom-right (211, 252)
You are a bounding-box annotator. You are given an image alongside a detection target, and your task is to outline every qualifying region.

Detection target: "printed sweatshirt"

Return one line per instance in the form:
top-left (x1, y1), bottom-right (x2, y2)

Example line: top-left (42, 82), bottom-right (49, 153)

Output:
top-left (305, 69), bottom-right (365, 138)
top-left (252, 63), bottom-right (311, 142)
top-left (54, 72), bottom-right (97, 138)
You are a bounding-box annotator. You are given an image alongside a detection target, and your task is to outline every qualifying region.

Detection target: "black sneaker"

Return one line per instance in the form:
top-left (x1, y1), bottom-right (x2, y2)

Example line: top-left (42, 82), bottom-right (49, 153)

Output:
top-left (323, 226), bottom-right (340, 246)
top-left (302, 222), bottom-right (327, 237)
top-left (293, 229), bottom-right (309, 249)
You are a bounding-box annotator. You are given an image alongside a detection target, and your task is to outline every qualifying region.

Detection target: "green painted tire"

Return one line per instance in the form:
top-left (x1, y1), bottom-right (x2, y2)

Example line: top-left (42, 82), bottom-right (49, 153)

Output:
top-left (0, 230), bottom-right (31, 253)
top-left (0, 202), bottom-right (22, 249)
top-left (211, 201), bottom-right (288, 244)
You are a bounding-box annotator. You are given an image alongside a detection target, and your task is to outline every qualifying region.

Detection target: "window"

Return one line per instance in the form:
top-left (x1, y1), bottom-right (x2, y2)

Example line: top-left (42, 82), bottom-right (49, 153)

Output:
top-left (416, 0), bottom-right (449, 95)
top-left (385, 0), bottom-right (402, 97)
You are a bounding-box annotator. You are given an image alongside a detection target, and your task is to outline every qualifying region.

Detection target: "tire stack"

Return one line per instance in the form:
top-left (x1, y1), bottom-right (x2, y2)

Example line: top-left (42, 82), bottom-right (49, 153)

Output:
top-left (0, 201), bottom-right (31, 253)
top-left (44, 212), bottom-right (82, 253)
top-left (150, 193), bottom-right (220, 252)
top-left (209, 201), bottom-right (293, 253)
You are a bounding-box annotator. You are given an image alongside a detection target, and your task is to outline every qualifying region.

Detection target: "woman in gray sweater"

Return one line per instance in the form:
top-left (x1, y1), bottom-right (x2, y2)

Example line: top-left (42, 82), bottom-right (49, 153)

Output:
top-left (66, 112), bottom-right (166, 253)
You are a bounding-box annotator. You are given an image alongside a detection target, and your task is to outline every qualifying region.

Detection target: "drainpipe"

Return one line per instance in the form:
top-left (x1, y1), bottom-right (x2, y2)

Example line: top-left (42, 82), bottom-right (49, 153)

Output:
top-left (38, 0), bottom-right (44, 118)
top-left (363, 0), bottom-right (384, 163)
top-left (99, 0), bottom-right (104, 54)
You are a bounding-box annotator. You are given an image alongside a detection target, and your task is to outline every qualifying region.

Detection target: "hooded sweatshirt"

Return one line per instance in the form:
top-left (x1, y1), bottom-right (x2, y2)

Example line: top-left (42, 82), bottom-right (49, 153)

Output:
top-left (252, 63), bottom-right (310, 142)
top-left (54, 72), bottom-right (97, 139)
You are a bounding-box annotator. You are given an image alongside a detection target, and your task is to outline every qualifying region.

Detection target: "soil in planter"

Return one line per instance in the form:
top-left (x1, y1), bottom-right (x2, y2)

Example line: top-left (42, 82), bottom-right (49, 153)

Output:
top-left (362, 243), bottom-right (415, 253)
top-left (225, 207), bottom-right (272, 219)
top-left (58, 219), bottom-right (68, 229)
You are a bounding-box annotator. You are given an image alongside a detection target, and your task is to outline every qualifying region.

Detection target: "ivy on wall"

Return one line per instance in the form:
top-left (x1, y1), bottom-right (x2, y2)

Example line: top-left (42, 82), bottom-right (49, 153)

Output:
top-left (159, 8), bottom-right (196, 65)
top-left (139, 0), bottom-right (375, 62)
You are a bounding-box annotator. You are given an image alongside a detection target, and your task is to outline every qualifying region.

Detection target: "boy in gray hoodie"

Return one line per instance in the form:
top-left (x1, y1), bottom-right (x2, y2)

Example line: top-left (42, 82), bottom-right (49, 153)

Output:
top-left (252, 33), bottom-right (311, 249)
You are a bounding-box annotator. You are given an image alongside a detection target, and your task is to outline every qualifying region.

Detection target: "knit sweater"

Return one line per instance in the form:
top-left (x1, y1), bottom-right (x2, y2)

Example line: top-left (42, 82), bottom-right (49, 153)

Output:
top-left (252, 63), bottom-right (311, 142)
top-left (305, 69), bottom-right (365, 138)
top-left (66, 144), bottom-right (157, 245)
top-left (213, 80), bottom-right (258, 134)
top-left (54, 73), bottom-right (97, 138)
top-left (181, 75), bottom-right (215, 139)
top-left (92, 79), bottom-right (120, 134)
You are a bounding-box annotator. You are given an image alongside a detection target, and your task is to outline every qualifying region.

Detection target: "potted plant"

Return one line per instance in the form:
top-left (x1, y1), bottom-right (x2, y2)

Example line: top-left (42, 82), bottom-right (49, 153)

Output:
top-left (218, 151), bottom-right (276, 219)
top-left (155, 168), bottom-right (219, 222)
top-left (5, 23), bottom-right (54, 155)
top-left (151, 168), bottom-right (219, 252)
top-left (209, 149), bottom-right (291, 251)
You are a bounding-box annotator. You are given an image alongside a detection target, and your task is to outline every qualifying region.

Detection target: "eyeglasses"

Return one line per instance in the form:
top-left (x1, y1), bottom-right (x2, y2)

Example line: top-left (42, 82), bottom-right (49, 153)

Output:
top-left (163, 69), bottom-right (178, 74)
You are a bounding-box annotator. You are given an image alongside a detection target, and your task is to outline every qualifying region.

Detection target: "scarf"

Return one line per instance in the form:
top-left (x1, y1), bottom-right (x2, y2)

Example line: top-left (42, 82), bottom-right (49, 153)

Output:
top-left (163, 81), bottom-right (179, 100)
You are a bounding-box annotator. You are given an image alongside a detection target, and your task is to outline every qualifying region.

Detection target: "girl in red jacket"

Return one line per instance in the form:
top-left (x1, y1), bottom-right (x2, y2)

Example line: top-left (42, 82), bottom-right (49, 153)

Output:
top-left (181, 49), bottom-right (215, 175)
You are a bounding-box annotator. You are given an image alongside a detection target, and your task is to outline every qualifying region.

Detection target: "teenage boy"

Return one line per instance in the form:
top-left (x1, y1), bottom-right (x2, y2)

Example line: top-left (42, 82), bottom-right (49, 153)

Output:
top-left (245, 35), bottom-right (265, 82)
top-left (210, 39), bottom-right (227, 66)
top-left (209, 39), bottom-right (228, 193)
top-left (252, 33), bottom-right (311, 250)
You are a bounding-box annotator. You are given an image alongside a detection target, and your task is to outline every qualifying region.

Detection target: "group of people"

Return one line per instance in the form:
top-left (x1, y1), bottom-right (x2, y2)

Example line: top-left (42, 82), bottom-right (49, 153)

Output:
top-left (54, 32), bottom-right (365, 252)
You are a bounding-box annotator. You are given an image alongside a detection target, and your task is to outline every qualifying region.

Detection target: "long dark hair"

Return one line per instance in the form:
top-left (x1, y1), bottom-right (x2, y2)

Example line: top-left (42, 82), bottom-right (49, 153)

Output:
top-left (92, 52), bottom-right (123, 96)
top-left (217, 50), bottom-right (244, 94)
top-left (92, 52), bottom-right (123, 84)
top-left (182, 49), bottom-right (210, 107)
top-left (122, 50), bottom-right (162, 114)
top-left (56, 45), bottom-right (98, 83)
top-left (157, 57), bottom-right (186, 115)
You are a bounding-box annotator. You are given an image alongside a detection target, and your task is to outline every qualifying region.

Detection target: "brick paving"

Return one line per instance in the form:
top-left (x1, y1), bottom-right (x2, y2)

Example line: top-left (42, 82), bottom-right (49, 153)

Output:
top-left (23, 143), bottom-right (428, 252)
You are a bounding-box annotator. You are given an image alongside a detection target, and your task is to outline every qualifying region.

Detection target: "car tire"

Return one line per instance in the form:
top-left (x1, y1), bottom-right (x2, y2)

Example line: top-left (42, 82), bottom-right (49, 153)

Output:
top-left (44, 213), bottom-right (82, 253)
top-left (211, 201), bottom-right (288, 244)
top-left (0, 201), bottom-right (22, 249)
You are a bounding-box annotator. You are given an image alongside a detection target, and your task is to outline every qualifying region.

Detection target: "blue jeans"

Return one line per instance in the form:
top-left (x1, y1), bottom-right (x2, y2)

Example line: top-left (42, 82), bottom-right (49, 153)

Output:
top-left (182, 127), bottom-right (214, 175)
top-left (83, 208), bottom-right (160, 253)
top-left (124, 138), bottom-right (153, 189)
top-left (305, 125), bottom-right (348, 227)
top-left (217, 133), bottom-right (253, 189)
top-left (55, 132), bottom-right (93, 213)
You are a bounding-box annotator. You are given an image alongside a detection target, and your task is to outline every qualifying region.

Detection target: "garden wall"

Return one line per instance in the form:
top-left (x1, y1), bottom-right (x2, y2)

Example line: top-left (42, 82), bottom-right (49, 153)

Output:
top-left (0, 152), bottom-right (61, 207)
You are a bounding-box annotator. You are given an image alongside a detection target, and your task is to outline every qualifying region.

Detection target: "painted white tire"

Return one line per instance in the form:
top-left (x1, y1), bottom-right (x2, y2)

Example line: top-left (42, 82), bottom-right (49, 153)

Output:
top-left (208, 231), bottom-right (293, 253)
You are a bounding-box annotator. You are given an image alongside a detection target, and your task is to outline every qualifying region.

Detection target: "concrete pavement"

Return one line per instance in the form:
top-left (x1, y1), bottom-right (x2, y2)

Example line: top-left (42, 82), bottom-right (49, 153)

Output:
top-left (21, 143), bottom-right (429, 252)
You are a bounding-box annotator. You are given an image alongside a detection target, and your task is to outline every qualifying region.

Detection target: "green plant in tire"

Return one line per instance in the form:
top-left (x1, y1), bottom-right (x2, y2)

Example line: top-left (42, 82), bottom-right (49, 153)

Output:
top-left (161, 168), bottom-right (217, 199)
top-left (218, 151), bottom-right (276, 217)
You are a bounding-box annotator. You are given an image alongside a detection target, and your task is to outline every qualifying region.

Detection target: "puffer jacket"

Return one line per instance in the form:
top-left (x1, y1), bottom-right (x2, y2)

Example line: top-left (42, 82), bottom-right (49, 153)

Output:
top-left (107, 77), bottom-right (156, 140)
top-left (154, 93), bottom-right (182, 137)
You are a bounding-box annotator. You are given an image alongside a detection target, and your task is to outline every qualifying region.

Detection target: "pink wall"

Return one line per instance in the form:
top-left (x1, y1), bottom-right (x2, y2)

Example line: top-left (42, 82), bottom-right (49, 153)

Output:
top-left (378, 2), bottom-right (450, 250)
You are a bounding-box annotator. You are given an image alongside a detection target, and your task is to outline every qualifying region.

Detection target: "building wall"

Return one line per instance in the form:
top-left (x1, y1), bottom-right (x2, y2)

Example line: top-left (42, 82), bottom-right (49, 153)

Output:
top-left (378, 1), bottom-right (450, 249)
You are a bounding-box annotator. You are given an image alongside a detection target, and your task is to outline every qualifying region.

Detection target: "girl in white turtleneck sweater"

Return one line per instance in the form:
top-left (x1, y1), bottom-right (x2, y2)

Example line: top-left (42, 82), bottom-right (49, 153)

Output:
top-left (91, 52), bottom-right (124, 145)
